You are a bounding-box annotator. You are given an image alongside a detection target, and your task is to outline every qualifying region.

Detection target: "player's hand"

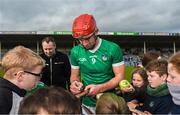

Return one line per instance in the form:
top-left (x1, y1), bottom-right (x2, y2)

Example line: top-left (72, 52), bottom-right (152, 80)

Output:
top-left (70, 81), bottom-right (84, 95)
top-left (85, 84), bottom-right (101, 96)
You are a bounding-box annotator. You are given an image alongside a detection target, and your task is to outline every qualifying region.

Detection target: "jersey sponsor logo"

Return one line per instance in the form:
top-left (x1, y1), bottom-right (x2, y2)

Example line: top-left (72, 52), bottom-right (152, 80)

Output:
top-left (79, 58), bottom-right (87, 62)
top-left (89, 55), bottom-right (97, 64)
top-left (102, 54), bottom-right (108, 61)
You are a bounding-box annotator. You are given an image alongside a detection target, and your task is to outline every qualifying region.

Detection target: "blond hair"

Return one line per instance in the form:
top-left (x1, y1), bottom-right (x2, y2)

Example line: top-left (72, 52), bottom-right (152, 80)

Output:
top-left (2, 46), bottom-right (45, 75)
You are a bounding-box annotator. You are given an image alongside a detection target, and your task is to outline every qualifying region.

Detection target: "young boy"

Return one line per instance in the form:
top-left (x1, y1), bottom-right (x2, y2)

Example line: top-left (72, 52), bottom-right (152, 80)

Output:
top-left (167, 51), bottom-right (180, 114)
top-left (128, 59), bottom-right (173, 114)
top-left (0, 46), bottom-right (45, 114)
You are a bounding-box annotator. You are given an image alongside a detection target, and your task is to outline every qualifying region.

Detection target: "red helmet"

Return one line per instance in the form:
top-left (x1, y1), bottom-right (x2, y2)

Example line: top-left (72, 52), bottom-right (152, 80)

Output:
top-left (72, 14), bottom-right (97, 38)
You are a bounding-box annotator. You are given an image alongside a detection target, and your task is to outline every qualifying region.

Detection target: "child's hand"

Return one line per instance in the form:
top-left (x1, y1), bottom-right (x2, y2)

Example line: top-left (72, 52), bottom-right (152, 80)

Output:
top-left (127, 101), bottom-right (137, 109)
top-left (115, 87), bottom-right (122, 95)
top-left (121, 84), bottom-right (135, 93)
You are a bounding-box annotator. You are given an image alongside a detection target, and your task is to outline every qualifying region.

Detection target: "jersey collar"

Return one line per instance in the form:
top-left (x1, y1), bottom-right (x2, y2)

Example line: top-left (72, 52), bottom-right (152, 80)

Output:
top-left (89, 37), bottom-right (102, 53)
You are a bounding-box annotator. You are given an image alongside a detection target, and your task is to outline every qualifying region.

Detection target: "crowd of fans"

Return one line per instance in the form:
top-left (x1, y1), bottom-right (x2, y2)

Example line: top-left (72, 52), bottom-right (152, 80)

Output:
top-left (123, 48), bottom-right (174, 67)
top-left (0, 44), bottom-right (178, 114)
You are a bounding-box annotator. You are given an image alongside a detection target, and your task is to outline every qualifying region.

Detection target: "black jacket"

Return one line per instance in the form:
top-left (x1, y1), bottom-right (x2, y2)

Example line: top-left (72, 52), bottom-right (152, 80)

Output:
top-left (169, 103), bottom-right (180, 114)
top-left (135, 84), bottom-right (173, 114)
top-left (136, 94), bottom-right (173, 114)
top-left (123, 84), bottom-right (147, 103)
top-left (0, 78), bottom-right (26, 114)
top-left (40, 51), bottom-right (71, 89)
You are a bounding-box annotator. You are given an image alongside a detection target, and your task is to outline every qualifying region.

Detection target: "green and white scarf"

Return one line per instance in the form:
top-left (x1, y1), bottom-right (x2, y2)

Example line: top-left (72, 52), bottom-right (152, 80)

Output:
top-left (147, 83), bottom-right (169, 97)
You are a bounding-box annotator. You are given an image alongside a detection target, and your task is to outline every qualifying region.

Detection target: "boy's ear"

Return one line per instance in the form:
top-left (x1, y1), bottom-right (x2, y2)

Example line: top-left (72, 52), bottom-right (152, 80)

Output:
top-left (161, 74), bottom-right (168, 81)
top-left (15, 71), bottom-right (24, 82)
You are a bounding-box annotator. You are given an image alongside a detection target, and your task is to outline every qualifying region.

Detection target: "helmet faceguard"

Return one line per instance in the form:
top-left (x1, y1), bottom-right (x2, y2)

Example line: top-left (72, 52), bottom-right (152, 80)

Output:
top-left (72, 14), bottom-right (97, 39)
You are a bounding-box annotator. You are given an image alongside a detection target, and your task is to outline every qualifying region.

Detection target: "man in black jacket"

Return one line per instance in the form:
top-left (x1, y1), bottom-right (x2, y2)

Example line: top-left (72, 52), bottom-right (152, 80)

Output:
top-left (40, 36), bottom-right (71, 90)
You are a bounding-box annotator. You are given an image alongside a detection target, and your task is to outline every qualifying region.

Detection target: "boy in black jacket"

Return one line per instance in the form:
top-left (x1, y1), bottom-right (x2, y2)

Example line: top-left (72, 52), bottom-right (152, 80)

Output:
top-left (128, 59), bottom-right (173, 114)
top-left (0, 46), bottom-right (45, 114)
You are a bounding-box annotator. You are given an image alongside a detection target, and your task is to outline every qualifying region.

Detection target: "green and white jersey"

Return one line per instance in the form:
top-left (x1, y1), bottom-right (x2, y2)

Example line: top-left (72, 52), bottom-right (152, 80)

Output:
top-left (70, 38), bottom-right (124, 106)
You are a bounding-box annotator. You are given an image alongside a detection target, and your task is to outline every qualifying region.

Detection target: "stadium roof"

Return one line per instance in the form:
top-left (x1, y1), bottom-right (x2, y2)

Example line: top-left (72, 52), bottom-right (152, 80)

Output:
top-left (0, 31), bottom-right (179, 36)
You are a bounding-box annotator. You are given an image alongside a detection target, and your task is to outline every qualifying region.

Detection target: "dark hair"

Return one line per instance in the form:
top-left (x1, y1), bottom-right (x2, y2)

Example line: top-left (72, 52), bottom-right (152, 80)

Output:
top-left (41, 36), bottom-right (56, 44)
top-left (142, 51), bottom-right (161, 67)
top-left (145, 59), bottom-right (168, 76)
top-left (18, 86), bottom-right (80, 114)
top-left (131, 67), bottom-right (148, 86)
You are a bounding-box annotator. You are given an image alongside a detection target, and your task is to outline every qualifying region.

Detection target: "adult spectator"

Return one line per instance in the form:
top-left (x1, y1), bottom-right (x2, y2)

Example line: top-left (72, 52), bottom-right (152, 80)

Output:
top-left (40, 36), bottom-right (71, 89)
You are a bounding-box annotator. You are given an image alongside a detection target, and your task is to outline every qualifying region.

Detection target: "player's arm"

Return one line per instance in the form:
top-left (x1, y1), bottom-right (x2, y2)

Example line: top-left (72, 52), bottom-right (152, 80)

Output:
top-left (69, 48), bottom-right (83, 94)
top-left (99, 43), bottom-right (125, 92)
top-left (70, 68), bottom-right (83, 95)
top-left (70, 68), bottom-right (80, 83)
top-left (85, 64), bottom-right (125, 96)
top-left (101, 64), bottom-right (125, 91)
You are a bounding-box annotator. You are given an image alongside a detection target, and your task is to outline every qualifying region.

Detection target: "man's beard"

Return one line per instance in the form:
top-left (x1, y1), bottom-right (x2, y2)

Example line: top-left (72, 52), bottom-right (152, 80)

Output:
top-left (83, 43), bottom-right (96, 50)
top-left (83, 36), bottom-right (97, 50)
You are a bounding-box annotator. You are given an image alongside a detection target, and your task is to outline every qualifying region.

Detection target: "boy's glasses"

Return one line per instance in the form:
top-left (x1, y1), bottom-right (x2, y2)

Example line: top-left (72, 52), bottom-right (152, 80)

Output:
top-left (24, 71), bottom-right (42, 78)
